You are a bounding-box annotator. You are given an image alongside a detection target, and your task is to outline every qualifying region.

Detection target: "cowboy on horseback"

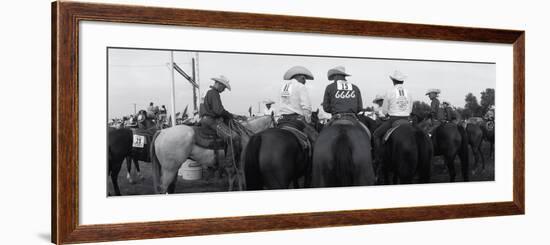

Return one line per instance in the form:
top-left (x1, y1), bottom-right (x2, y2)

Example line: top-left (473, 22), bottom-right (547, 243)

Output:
top-left (372, 70), bottom-right (414, 158)
top-left (372, 94), bottom-right (386, 120)
top-left (263, 99), bottom-right (276, 116)
top-left (322, 66), bottom-right (363, 118)
top-left (278, 66), bottom-right (315, 129)
top-left (199, 75), bottom-right (241, 168)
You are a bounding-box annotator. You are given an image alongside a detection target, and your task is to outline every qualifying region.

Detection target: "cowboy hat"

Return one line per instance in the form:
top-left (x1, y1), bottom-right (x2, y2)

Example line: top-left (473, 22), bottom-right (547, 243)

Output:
top-left (327, 66), bottom-right (350, 80)
top-left (211, 75), bottom-right (231, 91)
top-left (372, 94), bottom-right (384, 103)
top-left (389, 70), bottom-right (407, 82)
top-left (283, 66), bottom-right (314, 80)
top-left (425, 88), bottom-right (441, 95)
top-left (263, 99), bottom-right (276, 105)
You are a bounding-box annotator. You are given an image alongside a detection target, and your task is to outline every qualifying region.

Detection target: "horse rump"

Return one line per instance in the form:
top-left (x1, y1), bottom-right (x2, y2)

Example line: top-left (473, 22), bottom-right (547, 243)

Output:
top-left (149, 130), bottom-right (162, 193)
top-left (414, 127), bottom-right (432, 183)
top-left (244, 134), bottom-right (263, 190)
top-left (332, 129), bottom-right (355, 186)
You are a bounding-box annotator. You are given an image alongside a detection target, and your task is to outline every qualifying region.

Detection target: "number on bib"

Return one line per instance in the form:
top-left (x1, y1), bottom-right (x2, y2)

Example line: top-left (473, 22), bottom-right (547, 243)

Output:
top-left (281, 83), bottom-right (292, 97)
top-left (132, 135), bottom-right (146, 148)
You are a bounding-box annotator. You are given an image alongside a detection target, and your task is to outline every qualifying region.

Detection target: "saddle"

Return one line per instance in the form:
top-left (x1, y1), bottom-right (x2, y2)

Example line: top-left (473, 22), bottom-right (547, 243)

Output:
top-left (193, 126), bottom-right (225, 150)
top-left (327, 114), bottom-right (372, 139)
top-left (279, 125), bottom-right (311, 156)
top-left (382, 119), bottom-right (410, 143)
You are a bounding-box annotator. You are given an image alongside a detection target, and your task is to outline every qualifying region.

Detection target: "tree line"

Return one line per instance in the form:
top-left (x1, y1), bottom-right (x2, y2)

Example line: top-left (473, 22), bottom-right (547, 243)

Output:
top-left (410, 88), bottom-right (495, 119)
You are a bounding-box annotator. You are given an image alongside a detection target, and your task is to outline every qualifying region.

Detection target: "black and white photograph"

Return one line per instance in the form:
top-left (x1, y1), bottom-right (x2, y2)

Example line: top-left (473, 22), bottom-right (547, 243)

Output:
top-left (107, 47), bottom-right (496, 196)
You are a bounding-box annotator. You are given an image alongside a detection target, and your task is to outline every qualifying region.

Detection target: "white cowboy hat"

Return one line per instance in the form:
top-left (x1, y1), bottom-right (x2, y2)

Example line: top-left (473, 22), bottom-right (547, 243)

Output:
top-left (211, 75), bottom-right (231, 91)
top-left (389, 70), bottom-right (407, 82)
top-left (283, 66), bottom-right (314, 80)
top-left (263, 99), bottom-right (276, 105)
top-left (372, 94), bottom-right (384, 103)
top-left (327, 66), bottom-right (350, 80)
top-left (425, 88), bottom-right (441, 95)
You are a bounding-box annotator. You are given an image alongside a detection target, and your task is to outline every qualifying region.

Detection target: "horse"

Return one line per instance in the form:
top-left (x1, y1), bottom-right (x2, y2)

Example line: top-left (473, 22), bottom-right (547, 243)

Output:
top-left (369, 114), bottom-right (432, 185)
top-left (244, 114), bottom-right (319, 190)
top-left (466, 123), bottom-right (485, 173)
top-left (107, 127), bottom-right (133, 196)
top-left (123, 110), bottom-right (159, 184)
top-left (431, 120), bottom-right (470, 182)
top-left (149, 116), bottom-right (274, 194)
top-left (481, 120), bottom-right (495, 159)
top-left (311, 117), bottom-right (375, 187)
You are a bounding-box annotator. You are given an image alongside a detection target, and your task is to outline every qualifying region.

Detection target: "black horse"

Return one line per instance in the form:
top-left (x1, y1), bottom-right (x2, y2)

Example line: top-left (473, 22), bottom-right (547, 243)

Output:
top-left (311, 118), bottom-right (375, 187)
top-left (466, 123), bottom-right (485, 172)
top-left (366, 114), bottom-right (432, 185)
top-left (108, 110), bottom-right (158, 195)
top-left (481, 120), bottom-right (495, 159)
top-left (432, 121), bottom-right (470, 182)
top-left (244, 115), bottom-right (318, 190)
top-left (244, 128), bottom-right (311, 190)
top-left (107, 127), bottom-right (133, 196)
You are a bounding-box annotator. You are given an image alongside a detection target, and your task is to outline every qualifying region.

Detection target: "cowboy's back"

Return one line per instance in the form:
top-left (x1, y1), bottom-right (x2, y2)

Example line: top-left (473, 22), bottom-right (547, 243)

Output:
top-left (322, 81), bottom-right (363, 115)
top-left (381, 84), bottom-right (413, 117)
top-left (279, 80), bottom-right (312, 119)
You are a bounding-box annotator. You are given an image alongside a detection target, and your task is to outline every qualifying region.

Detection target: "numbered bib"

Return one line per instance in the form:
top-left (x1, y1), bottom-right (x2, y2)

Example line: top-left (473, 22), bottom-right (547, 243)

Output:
top-left (337, 81), bottom-right (352, 91)
top-left (395, 87), bottom-right (409, 111)
top-left (281, 82), bottom-right (292, 97)
top-left (132, 135), bottom-right (146, 148)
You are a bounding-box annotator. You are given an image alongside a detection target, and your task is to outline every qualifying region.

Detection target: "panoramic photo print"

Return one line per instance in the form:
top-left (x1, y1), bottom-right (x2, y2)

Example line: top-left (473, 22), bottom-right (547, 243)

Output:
top-left (107, 47), bottom-right (496, 196)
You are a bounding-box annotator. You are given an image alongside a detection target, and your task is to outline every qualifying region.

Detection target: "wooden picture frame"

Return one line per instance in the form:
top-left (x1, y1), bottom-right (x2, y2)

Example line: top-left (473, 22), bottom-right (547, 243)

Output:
top-left (52, 1), bottom-right (525, 244)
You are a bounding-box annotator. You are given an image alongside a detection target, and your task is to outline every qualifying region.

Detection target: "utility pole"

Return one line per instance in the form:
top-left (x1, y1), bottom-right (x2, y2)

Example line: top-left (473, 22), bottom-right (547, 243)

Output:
top-left (133, 103), bottom-right (136, 114)
top-left (192, 58), bottom-right (197, 111)
top-left (170, 51), bottom-right (177, 127)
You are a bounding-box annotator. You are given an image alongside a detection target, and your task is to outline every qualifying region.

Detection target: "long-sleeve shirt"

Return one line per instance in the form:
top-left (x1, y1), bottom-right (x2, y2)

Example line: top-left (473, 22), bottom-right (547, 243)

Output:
top-left (279, 80), bottom-right (312, 120)
top-left (430, 98), bottom-right (442, 120)
top-left (322, 80), bottom-right (363, 115)
top-left (381, 84), bottom-right (413, 117)
top-left (203, 88), bottom-right (231, 119)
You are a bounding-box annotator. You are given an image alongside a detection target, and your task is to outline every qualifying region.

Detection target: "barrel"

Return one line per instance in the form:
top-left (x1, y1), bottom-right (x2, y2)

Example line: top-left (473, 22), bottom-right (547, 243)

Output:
top-left (178, 160), bottom-right (202, 180)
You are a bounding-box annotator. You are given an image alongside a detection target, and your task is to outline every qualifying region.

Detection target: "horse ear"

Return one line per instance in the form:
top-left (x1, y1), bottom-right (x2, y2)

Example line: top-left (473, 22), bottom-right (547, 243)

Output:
top-left (315, 108), bottom-right (319, 113)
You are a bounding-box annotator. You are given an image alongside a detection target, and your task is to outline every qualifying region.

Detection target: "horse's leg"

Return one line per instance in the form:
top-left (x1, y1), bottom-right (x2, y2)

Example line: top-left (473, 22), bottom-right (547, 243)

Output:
top-left (125, 156), bottom-right (134, 184)
top-left (444, 154), bottom-right (456, 182)
top-left (490, 139), bottom-right (495, 159)
top-left (110, 159), bottom-right (123, 196)
top-left (167, 174), bottom-right (178, 194)
top-left (159, 169), bottom-right (178, 194)
top-left (484, 142), bottom-right (485, 170)
top-left (133, 158), bottom-right (143, 180)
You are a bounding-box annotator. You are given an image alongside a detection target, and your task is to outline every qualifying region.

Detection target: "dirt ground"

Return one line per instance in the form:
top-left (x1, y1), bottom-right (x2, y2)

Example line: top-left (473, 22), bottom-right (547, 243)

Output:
top-left (108, 141), bottom-right (495, 196)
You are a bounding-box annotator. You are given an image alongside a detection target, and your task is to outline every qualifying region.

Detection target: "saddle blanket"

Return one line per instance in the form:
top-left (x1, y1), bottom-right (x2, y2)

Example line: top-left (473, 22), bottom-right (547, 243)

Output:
top-left (130, 128), bottom-right (156, 162)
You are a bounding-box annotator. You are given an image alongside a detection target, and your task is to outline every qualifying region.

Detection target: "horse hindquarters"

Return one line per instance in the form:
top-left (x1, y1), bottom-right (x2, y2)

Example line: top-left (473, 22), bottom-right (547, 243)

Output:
top-left (149, 131), bottom-right (162, 194)
top-left (415, 128), bottom-right (432, 184)
top-left (332, 132), bottom-right (355, 186)
top-left (457, 126), bottom-right (470, 181)
top-left (244, 134), bottom-right (263, 190)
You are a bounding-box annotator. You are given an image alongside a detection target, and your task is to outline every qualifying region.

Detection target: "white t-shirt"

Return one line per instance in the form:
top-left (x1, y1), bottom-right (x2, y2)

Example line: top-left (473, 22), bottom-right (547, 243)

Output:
top-left (278, 80), bottom-right (313, 120)
top-left (381, 84), bottom-right (413, 117)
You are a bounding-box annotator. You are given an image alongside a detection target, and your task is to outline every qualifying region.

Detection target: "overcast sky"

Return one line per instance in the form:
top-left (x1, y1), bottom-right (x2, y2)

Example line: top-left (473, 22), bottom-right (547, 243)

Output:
top-left (108, 48), bottom-right (495, 119)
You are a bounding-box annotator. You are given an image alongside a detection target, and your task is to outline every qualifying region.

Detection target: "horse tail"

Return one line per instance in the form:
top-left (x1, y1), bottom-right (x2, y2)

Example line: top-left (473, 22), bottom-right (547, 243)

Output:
top-left (415, 128), bottom-right (432, 183)
top-left (457, 125), bottom-right (470, 181)
top-left (244, 134), bottom-right (263, 190)
top-left (150, 131), bottom-right (162, 193)
top-left (332, 129), bottom-right (354, 186)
